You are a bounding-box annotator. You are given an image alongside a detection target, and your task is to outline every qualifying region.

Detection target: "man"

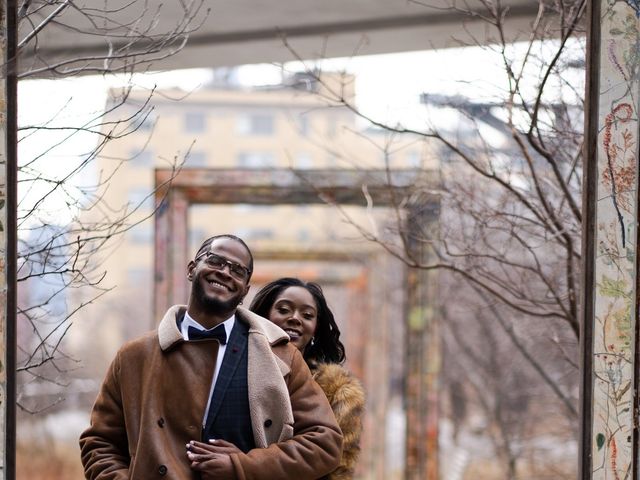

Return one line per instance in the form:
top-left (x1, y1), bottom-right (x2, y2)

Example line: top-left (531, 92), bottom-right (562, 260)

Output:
top-left (80, 234), bottom-right (343, 479)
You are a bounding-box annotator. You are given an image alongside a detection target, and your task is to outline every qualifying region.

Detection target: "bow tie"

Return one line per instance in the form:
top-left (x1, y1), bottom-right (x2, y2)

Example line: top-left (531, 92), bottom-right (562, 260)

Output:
top-left (188, 324), bottom-right (227, 345)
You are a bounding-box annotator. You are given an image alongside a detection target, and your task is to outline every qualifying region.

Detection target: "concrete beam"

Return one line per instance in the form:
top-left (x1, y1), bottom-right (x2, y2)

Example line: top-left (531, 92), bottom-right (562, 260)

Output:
top-left (19, 0), bottom-right (544, 74)
top-left (155, 167), bottom-right (437, 206)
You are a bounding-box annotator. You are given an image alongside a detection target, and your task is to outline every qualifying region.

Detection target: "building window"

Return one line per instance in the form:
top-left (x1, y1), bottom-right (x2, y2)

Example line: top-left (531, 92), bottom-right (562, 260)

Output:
top-left (128, 187), bottom-right (153, 210)
top-left (127, 267), bottom-right (149, 286)
top-left (295, 152), bottom-right (313, 169)
top-left (186, 151), bottom-right (207, 167)
top-left (189, 227), bottom-right (206, 252)
top-left (129, 223), bottom-right (152, 244)
top-left (297, 116), bottom-right (309, 136)
top-left (136, 112), bottom-right (157, 133)
top-left (233, 204), bottom-right (272, 213)
top-left (129, 149), bottom-right (154, 166)
top-left (406, 150), bottom-right (421, 168)
top-left (237, 114), bottom-right (274, 135)
top-left (234, 228), bottom-right (274, 240)
top-left (297, 228), bottom-right (310, 242)
top-left (236, 151), bottom-right (275, 168)
top-left (185, 112), bottom-right (206, 133)
top-left (327, 116), bottom-right (338, 138)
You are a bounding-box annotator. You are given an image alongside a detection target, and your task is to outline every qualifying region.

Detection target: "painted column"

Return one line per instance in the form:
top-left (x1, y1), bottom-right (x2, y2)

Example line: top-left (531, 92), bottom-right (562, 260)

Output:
top-left (405, 201), bottom-right (440, 480)
top-left (581, 0), bottom-right (640, 477)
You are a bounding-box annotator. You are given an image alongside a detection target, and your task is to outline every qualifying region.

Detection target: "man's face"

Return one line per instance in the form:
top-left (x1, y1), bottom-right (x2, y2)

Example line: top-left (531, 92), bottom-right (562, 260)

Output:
top-left (188, 238), bottom-right (251, 315)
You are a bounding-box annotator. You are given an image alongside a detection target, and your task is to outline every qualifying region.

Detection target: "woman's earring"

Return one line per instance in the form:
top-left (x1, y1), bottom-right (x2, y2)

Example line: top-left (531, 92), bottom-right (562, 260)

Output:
top-left (310, 337), bottom-right (315, 347)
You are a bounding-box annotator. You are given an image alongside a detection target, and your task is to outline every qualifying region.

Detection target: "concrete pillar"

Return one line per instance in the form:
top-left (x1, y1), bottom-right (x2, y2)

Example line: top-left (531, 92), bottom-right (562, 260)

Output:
top-left (580, 0), bottom-right (640, 477)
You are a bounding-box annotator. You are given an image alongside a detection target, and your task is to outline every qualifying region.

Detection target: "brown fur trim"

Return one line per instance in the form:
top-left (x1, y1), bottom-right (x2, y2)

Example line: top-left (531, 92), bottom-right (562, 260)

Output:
top-left (313, 363), bottom-right (366, 480)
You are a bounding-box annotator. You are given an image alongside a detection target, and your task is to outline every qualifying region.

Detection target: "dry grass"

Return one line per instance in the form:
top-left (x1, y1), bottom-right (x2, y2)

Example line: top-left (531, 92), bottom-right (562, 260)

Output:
top-left (17, 439), bottom-right (84, 480)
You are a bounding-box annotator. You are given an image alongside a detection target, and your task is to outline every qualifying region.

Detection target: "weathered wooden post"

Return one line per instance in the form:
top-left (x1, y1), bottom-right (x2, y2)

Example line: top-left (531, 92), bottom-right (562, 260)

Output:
top-left (580, 0), bottom-right (640, 477)
top-left (405, 198), bottom-right (440, 480)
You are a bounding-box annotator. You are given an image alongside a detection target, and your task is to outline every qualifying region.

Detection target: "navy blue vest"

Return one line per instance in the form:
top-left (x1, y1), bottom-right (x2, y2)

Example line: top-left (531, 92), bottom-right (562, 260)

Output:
top-left (202, 319), bottom-right (255, 452)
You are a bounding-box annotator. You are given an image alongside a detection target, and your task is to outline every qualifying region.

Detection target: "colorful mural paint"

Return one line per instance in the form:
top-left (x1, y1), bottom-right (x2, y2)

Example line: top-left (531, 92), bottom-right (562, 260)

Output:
top-left (592, 1), bottom-right (640, 477)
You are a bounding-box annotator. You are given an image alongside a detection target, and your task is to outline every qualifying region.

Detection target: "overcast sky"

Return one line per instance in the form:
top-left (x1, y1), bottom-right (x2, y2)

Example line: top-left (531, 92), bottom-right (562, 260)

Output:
top-left (17, 42), bottom-right (584, 226)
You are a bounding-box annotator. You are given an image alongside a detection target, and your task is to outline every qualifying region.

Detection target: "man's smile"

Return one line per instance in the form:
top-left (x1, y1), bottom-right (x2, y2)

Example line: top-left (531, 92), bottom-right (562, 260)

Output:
top-left (205, 276), bottom-right (232, 292)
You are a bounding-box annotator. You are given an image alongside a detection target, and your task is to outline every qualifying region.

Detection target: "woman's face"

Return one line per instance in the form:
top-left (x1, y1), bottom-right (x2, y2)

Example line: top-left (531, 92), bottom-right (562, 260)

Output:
top-left (268, 286), bottom-right (318, 352)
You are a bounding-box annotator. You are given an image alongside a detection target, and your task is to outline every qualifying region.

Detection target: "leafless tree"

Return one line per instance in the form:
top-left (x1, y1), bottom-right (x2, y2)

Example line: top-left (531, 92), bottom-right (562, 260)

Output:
top-left (15, 0), bottom-right (207, 412)
top-left (282, 0), bottom-right (586, 475)
top-left (18, 0), bottom-right (208, 78)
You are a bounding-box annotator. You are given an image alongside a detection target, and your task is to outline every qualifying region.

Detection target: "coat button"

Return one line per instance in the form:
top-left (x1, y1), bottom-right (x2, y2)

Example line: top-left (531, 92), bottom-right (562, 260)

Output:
top-left (158, 465), bottom-right (168, 476)
top-left (264, 419), bottom-right (272, 428)
top-left (157, 417), bottom-right (165, 428)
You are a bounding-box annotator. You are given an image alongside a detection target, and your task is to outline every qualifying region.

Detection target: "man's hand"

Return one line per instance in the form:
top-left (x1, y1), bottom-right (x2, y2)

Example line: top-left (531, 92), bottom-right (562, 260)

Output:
top-left (186, 440), bottom-right (242, 480)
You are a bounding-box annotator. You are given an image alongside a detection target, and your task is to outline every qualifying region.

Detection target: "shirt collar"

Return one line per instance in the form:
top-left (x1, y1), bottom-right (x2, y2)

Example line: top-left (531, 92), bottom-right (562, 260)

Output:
top-left (181, 311), bottom-right (235, 342)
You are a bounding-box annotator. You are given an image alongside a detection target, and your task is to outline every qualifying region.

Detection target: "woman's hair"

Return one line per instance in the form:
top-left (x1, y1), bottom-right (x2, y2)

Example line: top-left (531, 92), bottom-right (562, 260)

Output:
top-left (249, 277), bottom-right (346, 365)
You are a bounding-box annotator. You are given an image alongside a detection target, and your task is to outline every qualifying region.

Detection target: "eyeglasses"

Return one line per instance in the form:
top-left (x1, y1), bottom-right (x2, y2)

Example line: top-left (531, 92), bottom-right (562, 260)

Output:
top-left (195, 252), bottom-right (251, 280)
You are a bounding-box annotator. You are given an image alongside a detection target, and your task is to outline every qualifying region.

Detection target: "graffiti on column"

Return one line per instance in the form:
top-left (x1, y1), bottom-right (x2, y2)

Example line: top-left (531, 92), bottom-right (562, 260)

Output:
top-left (592, 1), bottom-right (640, 478)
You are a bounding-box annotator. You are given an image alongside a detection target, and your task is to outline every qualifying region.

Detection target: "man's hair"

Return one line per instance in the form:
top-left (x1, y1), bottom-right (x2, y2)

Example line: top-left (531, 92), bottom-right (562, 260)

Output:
top-left (194, 234), bottom-right (254, 279)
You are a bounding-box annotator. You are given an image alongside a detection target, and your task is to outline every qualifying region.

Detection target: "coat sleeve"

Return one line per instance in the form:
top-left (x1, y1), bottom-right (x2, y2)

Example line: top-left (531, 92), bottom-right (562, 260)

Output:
top-left (79, 352), bottom-right (130, 480)
top-left (230, 349), bottom-right (343, 480)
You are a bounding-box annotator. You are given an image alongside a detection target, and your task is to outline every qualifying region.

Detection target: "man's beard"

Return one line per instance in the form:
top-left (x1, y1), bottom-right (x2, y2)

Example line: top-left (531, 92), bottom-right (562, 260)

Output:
top-left (193, 277), bottom-right (242, 313)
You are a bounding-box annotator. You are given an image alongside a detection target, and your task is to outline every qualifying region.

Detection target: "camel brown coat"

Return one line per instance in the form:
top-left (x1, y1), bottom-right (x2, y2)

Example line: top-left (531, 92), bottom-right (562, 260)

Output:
top-left (80, 306), bottom-right (343, 480)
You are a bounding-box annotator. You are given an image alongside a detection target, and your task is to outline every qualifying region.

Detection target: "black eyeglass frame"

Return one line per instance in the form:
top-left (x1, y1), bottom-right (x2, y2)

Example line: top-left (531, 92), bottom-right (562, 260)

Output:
top-left (194, 251), bottom-right (252, 280)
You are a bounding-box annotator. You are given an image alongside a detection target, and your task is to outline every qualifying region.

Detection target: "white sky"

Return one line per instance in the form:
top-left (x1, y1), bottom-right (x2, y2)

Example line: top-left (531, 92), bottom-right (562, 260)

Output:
top-left (19, 49), bottom-right (464, 227)
top-left (17, 42), bottom-right (584, 227)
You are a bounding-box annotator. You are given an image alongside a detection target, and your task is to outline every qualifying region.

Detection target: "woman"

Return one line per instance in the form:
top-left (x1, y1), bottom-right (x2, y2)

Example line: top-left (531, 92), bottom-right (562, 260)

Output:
top-left (250, 277), bottom-right (365, 480)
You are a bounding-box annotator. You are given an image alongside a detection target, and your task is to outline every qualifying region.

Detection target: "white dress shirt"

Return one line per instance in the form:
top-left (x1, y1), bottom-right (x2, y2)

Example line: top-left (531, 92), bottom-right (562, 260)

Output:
top-left (180, 311), bottom-right (235, 427)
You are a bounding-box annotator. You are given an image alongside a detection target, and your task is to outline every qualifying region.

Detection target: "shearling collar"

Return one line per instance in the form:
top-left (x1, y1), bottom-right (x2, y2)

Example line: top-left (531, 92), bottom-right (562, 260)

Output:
top-left (237, 306), bottom-right (290, 344)
top-left (157, 305), bottom-right (289, 351)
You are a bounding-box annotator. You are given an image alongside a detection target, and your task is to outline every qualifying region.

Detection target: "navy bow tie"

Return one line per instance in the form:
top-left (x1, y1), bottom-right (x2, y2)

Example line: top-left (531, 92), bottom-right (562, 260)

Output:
top-left (188, 324), bottom-right (227, 345)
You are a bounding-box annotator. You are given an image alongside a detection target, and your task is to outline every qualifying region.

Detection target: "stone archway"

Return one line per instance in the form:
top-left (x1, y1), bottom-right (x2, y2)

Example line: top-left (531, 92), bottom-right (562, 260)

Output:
top-left (153, 167), bottom-right (440, 479)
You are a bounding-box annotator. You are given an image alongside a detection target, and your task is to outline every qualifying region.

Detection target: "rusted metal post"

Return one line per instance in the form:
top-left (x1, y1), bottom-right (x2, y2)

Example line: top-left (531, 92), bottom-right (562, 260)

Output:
top-left (580, 0), bottom-right (640, 477)
top-left (405, 200), bottom-right (439, 480)
top-left (154, 194), bottom-right (171, 320)
top-left (169, 189), bottom-right (189, 305)
top-left (0, 0), bottom-right (17, 477)
top-left (154, 183), bottom-right (190, 318)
